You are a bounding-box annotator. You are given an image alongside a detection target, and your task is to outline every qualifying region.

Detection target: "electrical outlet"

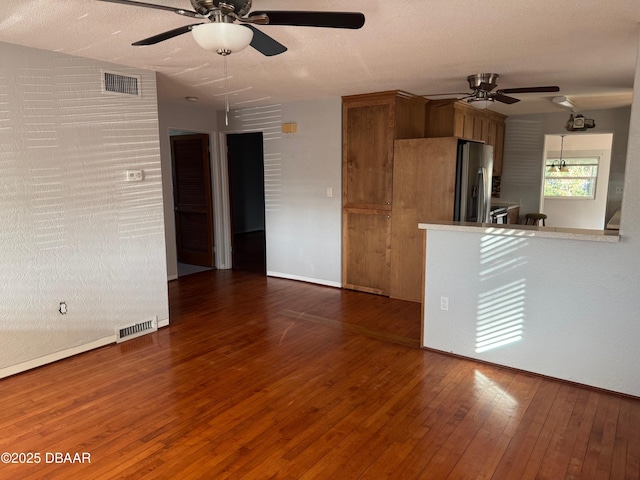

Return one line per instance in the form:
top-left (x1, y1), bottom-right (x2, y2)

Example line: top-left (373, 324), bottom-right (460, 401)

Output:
top-left (326, 187), bottom-right (333, 198)
top-left (615, 186), bottom-right (623, 194)
top-left (59, 302), bottom-right (67, 315)
top-left (440, 296), bottom-right (449, 311)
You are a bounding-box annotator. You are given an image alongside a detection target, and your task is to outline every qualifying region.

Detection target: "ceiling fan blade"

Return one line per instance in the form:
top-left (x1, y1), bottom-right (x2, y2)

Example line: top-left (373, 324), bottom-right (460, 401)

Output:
top-left (478, 81), bottom-right (497, 91)
top-left (132, 23), bottom-right (203, 46)
top-left (498, 86), bottom-right (560, 94)
top-left (250, 11), bottom-right (365, 29)
top-left (244, 25), bottom-right (287, 56)
top-left (492, 93), bottom-right (520, 104)
top-left (421, 92), bottom-right (471, 97)
top-left (97, 0), bottom-right (200, 18)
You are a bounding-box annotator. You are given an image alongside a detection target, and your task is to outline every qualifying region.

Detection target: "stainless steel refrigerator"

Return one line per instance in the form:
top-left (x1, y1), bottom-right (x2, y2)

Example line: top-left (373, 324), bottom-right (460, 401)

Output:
top-left (453, 141), bottom-right (494, 223)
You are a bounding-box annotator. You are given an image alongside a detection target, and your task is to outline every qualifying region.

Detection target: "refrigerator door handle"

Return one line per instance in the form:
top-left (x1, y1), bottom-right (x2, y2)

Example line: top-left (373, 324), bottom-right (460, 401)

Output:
top-left (477, 167), bottom-right (488, 223)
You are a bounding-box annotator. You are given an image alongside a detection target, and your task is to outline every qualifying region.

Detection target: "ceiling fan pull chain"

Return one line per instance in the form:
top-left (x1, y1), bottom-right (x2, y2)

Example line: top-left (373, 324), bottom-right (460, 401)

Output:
top-left (224, 54), bottom-right (230, 126)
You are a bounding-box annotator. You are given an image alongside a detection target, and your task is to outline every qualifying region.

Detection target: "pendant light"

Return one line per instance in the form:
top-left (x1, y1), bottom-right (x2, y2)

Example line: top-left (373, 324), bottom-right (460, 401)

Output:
top-left (548, 135), bottom-right (568, 173)
top-left (558, 135), bottom-right (569, 172)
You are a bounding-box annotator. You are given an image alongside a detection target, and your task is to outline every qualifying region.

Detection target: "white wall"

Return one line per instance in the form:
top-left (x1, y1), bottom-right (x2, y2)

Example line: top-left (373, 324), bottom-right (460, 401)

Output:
top-left (422, 35), bottom-right (640, 397)
top-left (501, 106), bottom-right (630, 224)
top-left (217, 98), bottom-right (343, 287)
top-left (157, 100), bottom-right (219, 279)
top-left (0, 43), bottom-right (168, 377)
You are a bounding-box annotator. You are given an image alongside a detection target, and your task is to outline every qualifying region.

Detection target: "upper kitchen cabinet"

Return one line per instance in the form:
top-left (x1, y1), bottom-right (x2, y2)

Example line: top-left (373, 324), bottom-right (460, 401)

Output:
top-left (343, 91), bottom-right (427, 209)
top-left (425, 99), bottom-right (506, 175)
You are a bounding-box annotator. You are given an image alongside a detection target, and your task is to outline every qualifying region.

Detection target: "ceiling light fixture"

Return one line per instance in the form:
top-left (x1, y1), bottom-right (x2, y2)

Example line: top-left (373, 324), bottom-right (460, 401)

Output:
top-left (190, 22), bottom-right (254, 126)
top-left (467, 89), bottom-right (495, 110)
top-left (548, 134), bottom-right (569, 173)
top-left (552, 95), bottom-right (579, 112)
top-left (191, 23), bottom-right (254, 56)
top-left (467, 98), bottom-right (494, 110)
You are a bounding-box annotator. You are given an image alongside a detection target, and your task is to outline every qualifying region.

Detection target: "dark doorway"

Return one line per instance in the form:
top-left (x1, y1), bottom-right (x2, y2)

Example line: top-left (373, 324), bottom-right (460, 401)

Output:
top-left (227, 132), bottom-right (266, 274)
top-left (171, 134), bottom-right (214, 268)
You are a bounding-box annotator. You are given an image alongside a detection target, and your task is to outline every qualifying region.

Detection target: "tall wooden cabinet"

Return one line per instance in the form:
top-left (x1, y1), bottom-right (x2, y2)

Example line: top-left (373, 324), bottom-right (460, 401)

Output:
top-left (342, 91), bottom-right (427, 296)
top-left (391, 137), bottom-right (462, 301)
top-left (425, 99), bottom-right (506, 175)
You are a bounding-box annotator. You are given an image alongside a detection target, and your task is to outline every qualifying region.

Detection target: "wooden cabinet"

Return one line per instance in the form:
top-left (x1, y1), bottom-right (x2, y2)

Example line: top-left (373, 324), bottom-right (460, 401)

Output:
top-left (507, 206), bottom-right (520, 225)
top-left (344, 103), bottom-right (394, 208)
top-left (390, 138), bottom-right (459, 302)
top-left (425, 99), bottom-right (506, 175)
top-left (343, 210), bottom-right (391, 295)
top-left (342, 91), bottom-right (427, 296)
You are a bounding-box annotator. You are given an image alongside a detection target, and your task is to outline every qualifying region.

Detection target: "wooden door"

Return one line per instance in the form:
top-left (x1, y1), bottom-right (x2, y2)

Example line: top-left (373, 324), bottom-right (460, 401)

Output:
top-left (171, 134), bottom-right (214, 267)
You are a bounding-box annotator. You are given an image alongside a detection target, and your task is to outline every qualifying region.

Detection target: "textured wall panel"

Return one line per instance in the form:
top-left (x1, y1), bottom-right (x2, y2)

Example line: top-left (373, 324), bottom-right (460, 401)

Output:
top-left (218, 98), bottom-right (343, 286)
top-left (0, 43), bottom-right (168, 371)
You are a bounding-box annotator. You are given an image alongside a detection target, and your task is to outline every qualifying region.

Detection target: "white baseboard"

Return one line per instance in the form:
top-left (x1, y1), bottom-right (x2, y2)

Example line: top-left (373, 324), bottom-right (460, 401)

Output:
top-left (266, 271), bottom-right (341, 289)
top-left (0, 335), bottom-right (115, 380)
top-left (167, 273), bottom-right (178, 281)
top-left (0, 314), bottom-right (171, 379)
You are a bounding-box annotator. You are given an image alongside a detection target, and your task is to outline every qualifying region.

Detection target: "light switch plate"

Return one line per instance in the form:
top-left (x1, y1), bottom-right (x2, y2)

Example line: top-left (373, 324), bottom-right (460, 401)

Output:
top-left (126, 170), bottom-right (143, 182)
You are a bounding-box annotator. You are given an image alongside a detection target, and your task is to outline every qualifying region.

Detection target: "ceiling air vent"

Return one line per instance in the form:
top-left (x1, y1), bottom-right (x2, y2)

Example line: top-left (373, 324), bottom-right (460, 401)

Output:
top-left (102, 70), bottom-right (141, 97)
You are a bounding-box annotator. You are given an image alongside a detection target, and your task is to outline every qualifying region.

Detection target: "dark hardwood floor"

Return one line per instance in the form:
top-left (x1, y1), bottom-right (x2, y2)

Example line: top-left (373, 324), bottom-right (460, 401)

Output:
top-left (0, 270), bottom-right (638, 479)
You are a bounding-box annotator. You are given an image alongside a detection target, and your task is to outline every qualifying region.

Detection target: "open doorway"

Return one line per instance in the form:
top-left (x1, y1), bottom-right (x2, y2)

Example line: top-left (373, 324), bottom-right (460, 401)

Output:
top-left (227, 132), bottom-right (266, 274)
top-left (169, 131), bottom-right (215, 277)
top-left (541, 133), bottom-right (614, 230)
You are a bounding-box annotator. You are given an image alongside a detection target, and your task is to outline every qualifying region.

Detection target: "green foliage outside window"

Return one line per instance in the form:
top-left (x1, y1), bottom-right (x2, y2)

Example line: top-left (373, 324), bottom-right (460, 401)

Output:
top-left (544, 157), bottom-right (599, 199)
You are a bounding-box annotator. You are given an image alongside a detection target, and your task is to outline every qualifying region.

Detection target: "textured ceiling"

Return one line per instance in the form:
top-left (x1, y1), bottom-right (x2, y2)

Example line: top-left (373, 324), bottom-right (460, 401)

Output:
top-left (0, 0), bottom-right (638, 115)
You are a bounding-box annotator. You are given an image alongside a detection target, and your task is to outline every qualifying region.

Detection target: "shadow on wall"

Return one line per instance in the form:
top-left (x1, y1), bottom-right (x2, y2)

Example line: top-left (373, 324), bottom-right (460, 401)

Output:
top-left (476, 231), bottom-right (529, 353)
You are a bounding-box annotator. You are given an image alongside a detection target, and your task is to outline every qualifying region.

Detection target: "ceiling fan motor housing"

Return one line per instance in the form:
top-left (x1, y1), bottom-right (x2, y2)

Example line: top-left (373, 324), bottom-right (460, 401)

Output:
top-left (467, 73), bottom-right (499, 91)
top-left (195, 0), bottom-right (252, 16)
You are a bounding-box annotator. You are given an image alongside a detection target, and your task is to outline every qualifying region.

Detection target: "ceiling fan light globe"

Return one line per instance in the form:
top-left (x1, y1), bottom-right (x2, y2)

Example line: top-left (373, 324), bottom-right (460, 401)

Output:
top-left (468, 98), bottom-right (493, 109)
top-left (192, 23), bottom-right (253, 55)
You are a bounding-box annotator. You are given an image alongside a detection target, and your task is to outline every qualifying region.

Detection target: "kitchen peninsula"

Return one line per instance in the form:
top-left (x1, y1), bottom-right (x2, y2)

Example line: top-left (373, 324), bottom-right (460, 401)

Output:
top-left (417, 219), bottom-right (622, 394)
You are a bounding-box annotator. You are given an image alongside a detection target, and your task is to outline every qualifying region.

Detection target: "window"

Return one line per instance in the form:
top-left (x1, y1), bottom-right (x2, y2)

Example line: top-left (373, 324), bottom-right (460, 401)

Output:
top-left (544, 156), bottom-right (599, 199)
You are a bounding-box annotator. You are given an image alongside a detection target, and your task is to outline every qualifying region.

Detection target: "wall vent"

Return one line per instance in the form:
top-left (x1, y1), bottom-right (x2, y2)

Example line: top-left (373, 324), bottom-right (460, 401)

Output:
top-left (102, 71), bottom-right (141, 97)
top-left (117, 316), bottom-right (157, 343)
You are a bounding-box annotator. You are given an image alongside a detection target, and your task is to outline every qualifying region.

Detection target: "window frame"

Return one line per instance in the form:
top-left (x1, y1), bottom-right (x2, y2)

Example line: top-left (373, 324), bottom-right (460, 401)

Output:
top-left (543, 156), bottom-right (600, 200)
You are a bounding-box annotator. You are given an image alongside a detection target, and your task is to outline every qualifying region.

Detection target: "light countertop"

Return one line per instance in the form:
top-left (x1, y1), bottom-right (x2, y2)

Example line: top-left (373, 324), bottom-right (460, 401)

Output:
top-left (418, 221), bottom-right (620, 243)
top-left (491, 199), bottom-right (520, 208)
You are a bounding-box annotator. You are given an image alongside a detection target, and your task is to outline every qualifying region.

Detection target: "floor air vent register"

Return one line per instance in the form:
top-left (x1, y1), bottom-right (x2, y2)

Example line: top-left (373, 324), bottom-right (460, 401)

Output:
top-left (117, 317), bottom-right (158, 343)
